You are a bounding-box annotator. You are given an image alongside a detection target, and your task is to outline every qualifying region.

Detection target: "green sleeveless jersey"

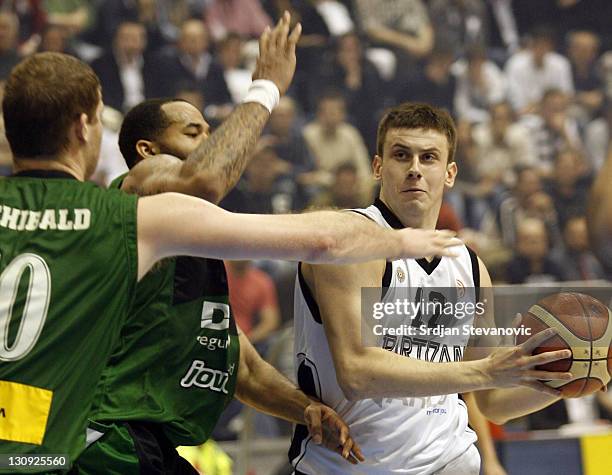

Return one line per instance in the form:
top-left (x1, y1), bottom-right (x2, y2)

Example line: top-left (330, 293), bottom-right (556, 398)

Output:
top-left (88, 174), bottom-right (240, 447)
top-left (0, 171), bottom-right (138, 467)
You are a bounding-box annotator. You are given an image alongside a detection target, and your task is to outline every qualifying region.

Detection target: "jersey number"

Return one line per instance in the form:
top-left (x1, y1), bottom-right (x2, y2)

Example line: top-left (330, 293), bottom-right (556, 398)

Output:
top-left (0, 253), bottom-right (51, 361)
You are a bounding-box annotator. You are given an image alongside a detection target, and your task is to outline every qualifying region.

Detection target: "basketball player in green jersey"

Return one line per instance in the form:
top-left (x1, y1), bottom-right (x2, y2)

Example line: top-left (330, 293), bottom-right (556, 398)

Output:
top-left (0, 49), bottom-right (461, 475)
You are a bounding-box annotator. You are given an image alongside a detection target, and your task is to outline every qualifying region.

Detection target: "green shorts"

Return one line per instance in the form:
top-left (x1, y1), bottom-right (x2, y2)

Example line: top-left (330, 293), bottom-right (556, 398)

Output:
top-left (73, 421), bottom-right (197, 475)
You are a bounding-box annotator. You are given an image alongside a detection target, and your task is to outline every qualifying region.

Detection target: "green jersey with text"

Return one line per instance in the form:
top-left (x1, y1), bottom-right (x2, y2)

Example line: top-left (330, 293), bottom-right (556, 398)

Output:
top-left (0, 171), bottom-right (138, 469)
top-left (88, 174), bottom-right (240, 447)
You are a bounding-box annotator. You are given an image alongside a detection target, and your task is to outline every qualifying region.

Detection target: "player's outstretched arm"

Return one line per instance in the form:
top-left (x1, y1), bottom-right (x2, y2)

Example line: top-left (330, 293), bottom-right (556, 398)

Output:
top-left (464, 257), bottom-right (563, 425)
top-left (302, 260), bottom-right (572, 400)
top-left (136, 193), bottom-right (461, 280)
top-left (122, 12), bottom-right (301, 203)
top-left (235, 332), bottom-right (364, 464)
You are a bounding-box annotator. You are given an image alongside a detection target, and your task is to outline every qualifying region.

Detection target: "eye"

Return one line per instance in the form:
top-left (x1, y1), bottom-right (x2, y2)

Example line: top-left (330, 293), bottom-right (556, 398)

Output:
top-left (393, 150), bottom-right (407, 159)
top-left (184, 132), bottom-right (199, 138)
top-left (422, 153), bottom-right (436, 161)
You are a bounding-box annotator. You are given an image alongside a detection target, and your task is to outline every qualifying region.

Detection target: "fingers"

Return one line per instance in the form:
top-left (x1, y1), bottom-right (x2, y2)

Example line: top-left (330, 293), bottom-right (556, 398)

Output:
top-left (341, 437), bottom-right (354, 460)
top-left (524, 349), bottom-right (571, 368)
top-left (288, 22), bottom-right (302, 55)
top-left (259, 25), bottom-right (271, 55)
top-left (276, 11), bottom-right (290, 51)
top-left (350, 441), bottom-right (365, 462)
top-left (522, 370), bottom-right (573, 381)
top-left (519, 327), bottom-right (558, 354)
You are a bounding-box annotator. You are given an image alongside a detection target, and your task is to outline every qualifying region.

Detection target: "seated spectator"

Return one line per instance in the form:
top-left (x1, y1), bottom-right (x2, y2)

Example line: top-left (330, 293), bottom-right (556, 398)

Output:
top-left (222, 141), bottom-right (306, 213)
top-left (398, 44), bottom-right (456, 114)
top-left (160, 19), bottom-right (232, 111)
top-left (0, 12), bottom-right (20, 80)
top-left (506, 218), bottom-right (564, 284)
top-left (428, 0), bottom-right (488, 57)
top-left (553, 216), bottom-right (606, 281)
top-left (45, 0), bottom-right (92, 38)
top-left (205, 0), bottom-right (272, 42)
top-left (498, 166), bottom-right (561, 248)
top-left (225, 260), bottom-right (280, 347)
top-left (453, 46), bottom-right (507, 124)
top-left (265, 96), bottom-right (315, 177)
top-left (217, 33), bottom-right (251, 103)
top-left (0, 0), bottom-right (45, 56)
top-left (88, 0), bottom-right (167, 52)
top-left (308, 162), bottom-right (371, 210)
top-left (567, 30), bottom-right (605, 123)
top-left (302, 92), bottom-right (374, 202)
top-left (546, 148), bottom-right (592, 229)
top-left (91, 21), bottom-right (159, 112)
top-left (38, 25), bottom-right (78, 55)
top-left (352, 0), bottom-right (434, 87)
top-left (520, 88), bottom-right (583, 176)
top-left (315, 31), bottom-right (385, 151)
top-left (472, 101), bottom-right (536, 189)
top-left (505, 26), bottom-right (573, 113)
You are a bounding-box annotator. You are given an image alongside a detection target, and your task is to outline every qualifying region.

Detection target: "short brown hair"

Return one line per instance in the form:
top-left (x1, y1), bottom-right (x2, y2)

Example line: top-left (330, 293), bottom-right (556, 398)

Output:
top-left (3, 52), bottom-right (100, 158)
top-left (376, 102), bottom-right (457, 163)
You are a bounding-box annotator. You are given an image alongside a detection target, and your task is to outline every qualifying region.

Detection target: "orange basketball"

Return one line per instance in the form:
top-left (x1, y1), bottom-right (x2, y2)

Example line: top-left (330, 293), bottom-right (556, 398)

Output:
top-left (517, 292), bottom-right (612, 398)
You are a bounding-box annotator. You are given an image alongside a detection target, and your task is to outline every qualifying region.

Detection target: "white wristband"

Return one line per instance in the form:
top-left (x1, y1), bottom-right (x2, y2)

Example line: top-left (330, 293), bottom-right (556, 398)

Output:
top-left (242, 79), bottom-right (280, 113)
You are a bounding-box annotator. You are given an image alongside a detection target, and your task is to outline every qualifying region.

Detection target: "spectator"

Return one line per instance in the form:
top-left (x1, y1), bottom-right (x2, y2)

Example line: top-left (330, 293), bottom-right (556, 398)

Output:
top-left (225, 260), bottom-right (281, 347)
top-left (498, 166), bottom-right (561, 248)
top-left (44, 0), bottom-right (92, 38)
top-left (0, 12), bottom-right (20, 80)
top-left (0, 0), bottom-right (45, 55)
top-left (266, 96), bottom-right (315, 177)
top-left (521, 88), bottom-right (583, 176)
top-left (308, 162), bottom-right (371, 210)
top-left (302, 92), bottom-right (374, 202)
top-left (38, 25), bottom-right (77, 55)
top-left (398, 44), bottom-right (456, 113)
top-left (553, 216), bottom-right (606, 281)
top-left (546, 148), bottom-right (592, 229)
top-left (91, 21), bottom-right (159, 112)
top-left (352, 0), bottom-right (434, 86)
top-left (428, 0), bottom-right (488, 57)
top-left (472, 101), bottom-right (536, 189)
top-left (160, 19), bottom-right (233, 118)
top-left (506, 218), bottom-right (564, 284)
top-left (505, 26), bottom-right (574, 113)
top-left (88, 0), bottom-right (166, 52)
top-left (222, 141), bottom-right (304, 213)
top-left (566, 30), bottom-right (605, 122)
top-left (316, 32), bottom-right (385, 152)
top-left (217, 33), bottom-right (251, 103)
top-left (453, 46), bottom-right (507, 123)
top-left (483, 0), bottom-right (520, 61)
top-left (205, 0), bottom-right (273, 42)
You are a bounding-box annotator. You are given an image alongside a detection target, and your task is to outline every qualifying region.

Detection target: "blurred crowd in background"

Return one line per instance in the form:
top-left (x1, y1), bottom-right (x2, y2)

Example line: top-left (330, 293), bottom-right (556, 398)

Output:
top-left (0, 0), bottom-right (612, 373)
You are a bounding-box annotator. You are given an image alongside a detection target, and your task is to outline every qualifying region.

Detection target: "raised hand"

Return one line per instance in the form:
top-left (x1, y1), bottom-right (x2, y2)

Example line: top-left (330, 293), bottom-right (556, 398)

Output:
top-left (252, 11), bottom-right (302, 95)
top-left (304, 402), bottom-right (365, 465)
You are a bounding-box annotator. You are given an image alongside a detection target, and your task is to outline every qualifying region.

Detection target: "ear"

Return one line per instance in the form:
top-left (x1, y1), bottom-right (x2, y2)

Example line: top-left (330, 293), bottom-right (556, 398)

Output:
top-left (135, 139), bottom-right (160, 160)
top-left (372, 155), bottom-right (383, 181)
top-left (75, 113), bottom-right (89, 143)
top-left (445, 161), bottom-right (457, 189)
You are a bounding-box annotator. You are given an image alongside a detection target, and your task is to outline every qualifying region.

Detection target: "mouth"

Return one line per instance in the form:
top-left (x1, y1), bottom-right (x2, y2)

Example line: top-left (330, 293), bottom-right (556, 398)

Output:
top-left (401, 188), bottom-right (426, 194)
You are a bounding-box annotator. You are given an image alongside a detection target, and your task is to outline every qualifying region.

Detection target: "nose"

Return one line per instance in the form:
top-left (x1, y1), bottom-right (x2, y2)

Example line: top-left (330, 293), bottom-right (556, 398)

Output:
top-left (406, 158), bottom-right (422, 179)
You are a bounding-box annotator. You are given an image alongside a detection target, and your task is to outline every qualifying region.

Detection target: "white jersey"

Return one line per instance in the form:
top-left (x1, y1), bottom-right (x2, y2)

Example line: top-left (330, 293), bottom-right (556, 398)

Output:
top-left (290, 200), bottom-right (480, 475)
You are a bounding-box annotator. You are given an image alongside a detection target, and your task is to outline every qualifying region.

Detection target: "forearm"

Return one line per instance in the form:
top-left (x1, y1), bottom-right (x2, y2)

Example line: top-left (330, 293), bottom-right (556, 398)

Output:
top-left (180, 102), bottom-right (270, 203)
top-left (473, 387), bottom-right (560, 425)
top-left (235, 336), bottom-right (311, 424)
top-left (338, 347), bottom-right (492, 399)
top-left (587, 144), bottom-right (612, 267)
top-left (463, 392), bottom-right (499, 462)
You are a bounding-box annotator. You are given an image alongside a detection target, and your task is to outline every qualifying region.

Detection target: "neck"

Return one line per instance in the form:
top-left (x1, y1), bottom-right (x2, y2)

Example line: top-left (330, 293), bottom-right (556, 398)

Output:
top-left (13, 156), bottom-right (86, 181)
top-left (378, 195), bottom-right (439, 230)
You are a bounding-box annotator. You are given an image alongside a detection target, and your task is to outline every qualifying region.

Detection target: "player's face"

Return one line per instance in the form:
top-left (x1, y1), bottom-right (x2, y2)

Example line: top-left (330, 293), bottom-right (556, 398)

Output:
top-left (373, 128), bottom-right (457, 227)
top-left (157, 101), bottom-right (210, 159)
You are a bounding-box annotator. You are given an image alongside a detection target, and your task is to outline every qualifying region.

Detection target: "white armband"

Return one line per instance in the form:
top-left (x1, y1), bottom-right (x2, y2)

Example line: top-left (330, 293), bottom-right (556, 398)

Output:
top-left (242, 79), bottom-right (280, 113)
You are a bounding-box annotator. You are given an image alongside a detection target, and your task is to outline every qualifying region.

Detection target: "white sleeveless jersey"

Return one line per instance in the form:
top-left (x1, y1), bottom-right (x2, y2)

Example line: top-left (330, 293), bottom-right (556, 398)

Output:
top-left (290, 200), bottom-right (480, 475)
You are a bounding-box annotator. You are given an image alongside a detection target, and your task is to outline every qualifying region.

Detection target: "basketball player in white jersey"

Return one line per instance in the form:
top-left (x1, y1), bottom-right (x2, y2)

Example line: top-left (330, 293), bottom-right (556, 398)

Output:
top-left (290, 103), bottom-right (574, 475)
